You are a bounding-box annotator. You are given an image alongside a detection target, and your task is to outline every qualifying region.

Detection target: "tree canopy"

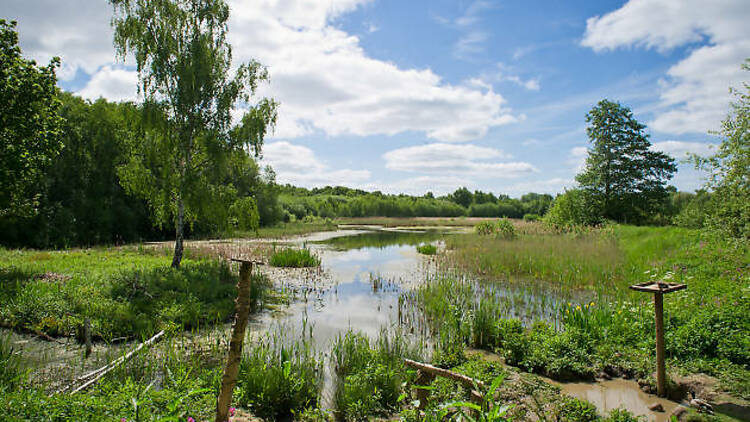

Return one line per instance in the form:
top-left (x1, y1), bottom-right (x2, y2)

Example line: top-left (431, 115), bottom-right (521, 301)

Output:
top-left (109, 0), bottom-right (278, 267)
top-left (576, 99), bottom-right (676, 224)
top-left (695, 59), bottom-right (750, 241)
top-left (0, 20), bottom-right (63, 217)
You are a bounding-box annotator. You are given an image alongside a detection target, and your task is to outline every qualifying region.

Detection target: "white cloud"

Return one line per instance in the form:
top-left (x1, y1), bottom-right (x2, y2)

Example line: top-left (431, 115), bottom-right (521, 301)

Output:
top-left (77, 66), bottom-right (139, 102)
top-left (5, 0), bottom-right (115, 80)
top-left (581, 0), bottom-right (750, 135)
top-left (383, 143), bottom-right (536, 178)
top-left (651, 140), bottom-right (717, 159)
top-left (8, 0), bottom-right (517, 142)
top-left (503, 178), bottom-right (574, 196)
top-left (383, 175), bottom-right (475, 196)
top-left (228, 1), bottom-right (517, 142)
top-left (261, 141), bottom-right (370, 188)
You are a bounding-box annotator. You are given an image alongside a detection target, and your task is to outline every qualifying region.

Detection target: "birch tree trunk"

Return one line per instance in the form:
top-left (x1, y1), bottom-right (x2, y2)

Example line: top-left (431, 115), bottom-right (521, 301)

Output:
top-left (171, 194), bottom-right (185, 268)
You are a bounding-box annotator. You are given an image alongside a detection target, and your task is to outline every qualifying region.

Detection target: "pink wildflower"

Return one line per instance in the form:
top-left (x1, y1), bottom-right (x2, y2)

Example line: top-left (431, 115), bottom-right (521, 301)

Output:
top-left (229, 407), bottom-right (236, 417)
top-left (187, 418), bottom-right (195, 422)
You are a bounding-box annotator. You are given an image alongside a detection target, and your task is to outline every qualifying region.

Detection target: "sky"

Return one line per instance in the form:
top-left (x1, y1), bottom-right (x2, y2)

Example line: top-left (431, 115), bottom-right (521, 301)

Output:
top-left (3, 0), bottom-right (749, 196)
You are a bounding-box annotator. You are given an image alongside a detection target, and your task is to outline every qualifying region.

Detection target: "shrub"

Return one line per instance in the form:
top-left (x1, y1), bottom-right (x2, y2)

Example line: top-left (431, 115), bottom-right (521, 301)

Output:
top-left (475, 221), bottom-right (496, 235)
top-left (523, 213), bottom-right (541, 222)
top-left (495, 218), bottom-right (516, 240)
top-left (603, 408), bottom-right (646, 421)
top-left (416, 244), bottom-right (437, 255)
top-left (556, 397), bottom-right (598, 422)
top-left (236, 339), bottom-right (322, 420)
top-left (269, 248), bottom-right (321, 267)
top-left (544, 189), bottom-right (600, 227)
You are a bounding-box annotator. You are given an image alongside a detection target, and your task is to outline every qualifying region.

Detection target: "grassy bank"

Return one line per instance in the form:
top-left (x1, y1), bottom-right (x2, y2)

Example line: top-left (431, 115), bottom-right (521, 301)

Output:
top-left (336, 216), bottom-right (494, 227)
top-left (0, 247), bottom-right (272, 340)
top-left (433, 223), bottom-right (750, 399)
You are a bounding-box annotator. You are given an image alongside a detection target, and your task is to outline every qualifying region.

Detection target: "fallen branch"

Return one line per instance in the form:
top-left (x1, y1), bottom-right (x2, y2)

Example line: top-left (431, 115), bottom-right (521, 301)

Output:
top-left (67, 330), bottom-right (165, 394)
top-left (404, 358), bottom-right (485, 389)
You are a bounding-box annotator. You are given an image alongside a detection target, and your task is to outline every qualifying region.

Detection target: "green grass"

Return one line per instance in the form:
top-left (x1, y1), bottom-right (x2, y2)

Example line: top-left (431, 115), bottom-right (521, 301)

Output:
top-left (431, 224), bottom-right (750, 398)
top-left (236, 336), bottom-right (323, 420)
top-left (416, 243), bottom-right (438, 255)
top-left (331, 330), bottom-right (422, 421)
top-left (269, 248), bottom-right (321, 267)
top-left (0, 247), bottom-right (272, 340)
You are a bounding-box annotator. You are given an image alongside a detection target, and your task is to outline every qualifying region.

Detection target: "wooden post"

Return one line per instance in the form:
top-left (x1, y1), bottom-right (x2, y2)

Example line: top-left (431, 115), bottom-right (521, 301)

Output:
top-left (654, 292), bottom-right (666, 397)
top-left (630, 281), bottom-right (686, 399)
top-left (84, 318), bottom-right (92, 358)
top-left (215, 259), bottom-right (260, 422)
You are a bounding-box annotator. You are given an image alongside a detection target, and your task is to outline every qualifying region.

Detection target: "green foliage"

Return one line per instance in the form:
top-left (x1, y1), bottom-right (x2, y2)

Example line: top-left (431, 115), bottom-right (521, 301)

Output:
top-left (236, 338), bottom-right (323, 420)
top-left (495, 218), bottom-right (517, 240)
top-left (672, 190), bottom-right (712, 229)
top-left (576, 99), bottom-right (677, 224)
top-left (555, 397), bottom-right (598, 422)
top-left (0, 248), bottom-right (274, 339)
top-left (602, 408), bottom-right (645, 422)
top-left (269, 248), bottom-right (321, 267)
top-left (694, 60), bottom-right (750, 241)
top-left (0, 335), bottom-right (24, 393)
top-left (229, 196), bottom-right (260, 232)
top-left (522, 213), bottom-right (540, 222)
top-left (109, 0), bottom-right (278, 267)
top-left (416, 244), bottom-right (438, 255)
top-left (0, 20), bottom-right (64, 217)
top-left (545, 189), bottom-right (602, 227)
top-left (331, 331), bottom-right (419, 421)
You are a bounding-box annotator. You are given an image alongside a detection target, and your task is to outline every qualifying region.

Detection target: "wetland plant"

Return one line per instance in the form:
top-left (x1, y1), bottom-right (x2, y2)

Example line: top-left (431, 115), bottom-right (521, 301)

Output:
top-left (269, 247), bottom-right (321, 267)
top-left (236, 337), bottom-right (323, 420)
top-left (416, 243), bottom-right (438, 255)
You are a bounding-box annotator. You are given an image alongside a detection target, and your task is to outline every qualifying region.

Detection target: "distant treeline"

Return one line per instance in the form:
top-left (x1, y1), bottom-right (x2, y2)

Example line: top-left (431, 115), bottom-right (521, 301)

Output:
top-left (0, 93), bottom-right (283, 249)
top-left (278, 185), bottom-right (555, 220)
top-left (277, 184), bottom-right (711, 227)
top-left (0, 94), bottom-right (715, 249)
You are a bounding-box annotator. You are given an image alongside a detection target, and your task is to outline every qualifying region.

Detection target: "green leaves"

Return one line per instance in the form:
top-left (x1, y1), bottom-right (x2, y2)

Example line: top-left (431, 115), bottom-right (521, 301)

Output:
top-left (0, 20), bottom-right (64, 217)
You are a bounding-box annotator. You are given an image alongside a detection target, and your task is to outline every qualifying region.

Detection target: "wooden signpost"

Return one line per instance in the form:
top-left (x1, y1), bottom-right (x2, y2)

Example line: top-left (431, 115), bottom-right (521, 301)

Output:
top-left (629, 281), bottom-right (686, 398)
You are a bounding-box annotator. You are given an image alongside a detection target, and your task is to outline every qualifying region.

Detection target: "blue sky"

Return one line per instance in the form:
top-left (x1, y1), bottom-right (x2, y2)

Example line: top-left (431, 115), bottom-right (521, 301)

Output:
top-left (4, 0), bottom-right (749, 196)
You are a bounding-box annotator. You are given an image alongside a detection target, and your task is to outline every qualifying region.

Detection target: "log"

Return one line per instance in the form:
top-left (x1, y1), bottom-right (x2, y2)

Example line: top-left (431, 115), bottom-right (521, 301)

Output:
top-left (69, 330), bottom-right (165, 394)
top-left (404, 359), bottom-right (485, 389)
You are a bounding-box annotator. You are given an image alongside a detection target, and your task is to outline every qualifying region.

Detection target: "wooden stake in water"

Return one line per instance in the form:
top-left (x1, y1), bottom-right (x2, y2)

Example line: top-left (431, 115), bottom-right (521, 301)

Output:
top-left (630, 281), bottom-right (686, 398)
top-left (215, 258), bottom-right (262, 422)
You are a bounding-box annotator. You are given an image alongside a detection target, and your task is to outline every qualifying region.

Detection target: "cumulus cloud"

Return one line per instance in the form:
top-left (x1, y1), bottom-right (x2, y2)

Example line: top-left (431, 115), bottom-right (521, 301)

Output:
top-left (581, 0), bottom-right (750, 135)
top-left (4, 0), bottom-right (115, 80)
top-left (226, 0), bottom-right (516, 142)
top-left (77, 66), bottom-right (139, 102)
top-left (383, 143), bottom-right (536, 178)
top-left (651, 140), bottom-right (717, 159)
top-left (8, 0), bottom-right (518, 141)
top-left (260, 141), bottom-right (371, 188)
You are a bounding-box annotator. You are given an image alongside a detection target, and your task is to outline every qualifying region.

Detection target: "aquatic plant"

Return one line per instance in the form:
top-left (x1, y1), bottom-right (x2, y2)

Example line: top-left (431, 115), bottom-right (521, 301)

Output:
top-left (236, 336), bottom-right (323, 420)
top-left (269, 247), bottom-right (321, 267)
top-left (416, 243), bottom-right (438, 255)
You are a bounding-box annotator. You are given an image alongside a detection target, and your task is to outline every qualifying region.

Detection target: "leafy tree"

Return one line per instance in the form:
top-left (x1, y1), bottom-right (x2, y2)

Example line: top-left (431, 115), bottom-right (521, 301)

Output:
top-left (576, 99), bottom-right (676, 223)
top-left (694, 59), bottom-right (749, 240)
top-left (109, 0), bottom-right (278, 267)
top-left (0, 20), bottom-right (63, 217)
top-left (450, 187), bottom-right (473, 208)
top-left (544, 189), bottom-right (600, 227)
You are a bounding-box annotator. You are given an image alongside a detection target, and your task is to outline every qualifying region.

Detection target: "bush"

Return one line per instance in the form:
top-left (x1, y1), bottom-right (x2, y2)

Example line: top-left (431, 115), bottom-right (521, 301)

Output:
top-left (236, 339), bottom-right (322, 420)
top-left (495, 218), bottom-right (516, 240)
top-left (556, 397), bottom-right (598, 422)
top-left (523, 213), bottom-right (541, 222)
top-left (475, 221), bottom-right (496, 235)
top-left (416, 244), bottom-right (437, 255)
top-left (269, 248), bottom-right (321, 267)
top-left (545, 189), bottom-right (600, 227)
